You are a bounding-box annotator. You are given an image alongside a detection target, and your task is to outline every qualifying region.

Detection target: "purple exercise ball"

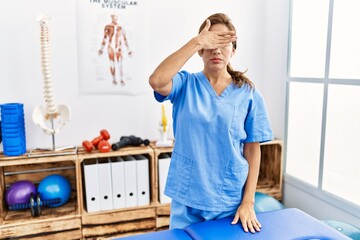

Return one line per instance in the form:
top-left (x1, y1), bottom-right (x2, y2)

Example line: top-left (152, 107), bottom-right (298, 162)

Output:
top-left (5, 180), bottom-right (37, 206)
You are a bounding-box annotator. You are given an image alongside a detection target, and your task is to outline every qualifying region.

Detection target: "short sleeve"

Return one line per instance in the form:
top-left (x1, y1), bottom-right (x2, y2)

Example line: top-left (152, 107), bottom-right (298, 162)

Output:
top-left (244, 92), bottom-right (273, 143)
top-left (154, 71), bottom-right (188, 103)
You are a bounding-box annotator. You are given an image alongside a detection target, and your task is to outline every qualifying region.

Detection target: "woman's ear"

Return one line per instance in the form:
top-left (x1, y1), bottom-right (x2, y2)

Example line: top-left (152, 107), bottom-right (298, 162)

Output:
top-left (231, 47), bottom-right (236, 57)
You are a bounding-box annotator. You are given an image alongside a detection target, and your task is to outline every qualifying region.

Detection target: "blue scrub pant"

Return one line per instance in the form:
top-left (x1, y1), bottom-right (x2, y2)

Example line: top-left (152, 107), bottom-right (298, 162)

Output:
top-left (169, 200), bottom-right (238, 229)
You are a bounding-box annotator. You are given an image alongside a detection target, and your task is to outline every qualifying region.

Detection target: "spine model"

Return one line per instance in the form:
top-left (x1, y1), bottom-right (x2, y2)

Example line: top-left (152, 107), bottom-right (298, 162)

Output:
top-left (32, 13), bottom-right (71, 139)
top-left (38, 15), bottom-right (57, 119)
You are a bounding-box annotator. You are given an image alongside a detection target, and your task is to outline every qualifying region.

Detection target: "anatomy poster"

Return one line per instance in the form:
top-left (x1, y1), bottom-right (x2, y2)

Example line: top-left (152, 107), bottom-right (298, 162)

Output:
top-left (76, 1), bottom-right (147, 95)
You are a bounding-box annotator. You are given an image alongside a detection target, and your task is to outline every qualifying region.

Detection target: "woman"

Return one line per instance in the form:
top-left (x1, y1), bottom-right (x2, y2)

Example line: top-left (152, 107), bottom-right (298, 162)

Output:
top-left (149, 13), bottom-right (273, 233)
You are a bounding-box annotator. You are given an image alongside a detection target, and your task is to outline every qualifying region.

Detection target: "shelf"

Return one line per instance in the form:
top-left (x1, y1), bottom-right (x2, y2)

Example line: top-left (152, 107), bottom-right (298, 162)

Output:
top-left (258, 140), bottom-right (283, 200)
top-left (81, 206), bottom-right (156, 239)
top-left (0, 154), bottom-right (81, 239)
top-left (77, 145), bottom-right (154, 160)
top-left (0, 140), bottom-right (283, 238)
top-left (78, 145), bottom-right (157, 238)
top-left (0, 152), bottom-right (77, 167)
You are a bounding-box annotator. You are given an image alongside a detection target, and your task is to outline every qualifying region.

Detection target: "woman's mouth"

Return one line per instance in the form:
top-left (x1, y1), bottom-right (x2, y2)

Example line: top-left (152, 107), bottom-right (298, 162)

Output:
top-left (210, 58), bottom-right (222, 63)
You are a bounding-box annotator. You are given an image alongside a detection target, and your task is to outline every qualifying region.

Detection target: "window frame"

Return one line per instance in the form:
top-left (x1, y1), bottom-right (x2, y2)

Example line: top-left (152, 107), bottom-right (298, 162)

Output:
top-left (284, 0), bottom-right (360, 217)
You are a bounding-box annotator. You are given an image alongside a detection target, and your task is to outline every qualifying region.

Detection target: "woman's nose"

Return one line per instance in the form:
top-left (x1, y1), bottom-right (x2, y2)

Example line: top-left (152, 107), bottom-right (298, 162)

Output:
top-left (212, 48), bottom-right (220, 54)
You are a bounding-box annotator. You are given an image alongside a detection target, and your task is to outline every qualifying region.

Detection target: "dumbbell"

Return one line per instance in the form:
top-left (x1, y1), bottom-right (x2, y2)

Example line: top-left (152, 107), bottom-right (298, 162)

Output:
top-left (8, 192), bottom-right (61, 217)
top-left (97, 139), bottom-right (111, 153)
top-left (112, 135), bottom-right (150, 151)
top-left (82, 129), bottom-right (110, 152)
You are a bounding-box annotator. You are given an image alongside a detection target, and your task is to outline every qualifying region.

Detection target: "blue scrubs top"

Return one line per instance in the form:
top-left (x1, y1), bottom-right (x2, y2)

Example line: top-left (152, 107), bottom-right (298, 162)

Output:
top-left (154, 70), bottom-right (273, 211)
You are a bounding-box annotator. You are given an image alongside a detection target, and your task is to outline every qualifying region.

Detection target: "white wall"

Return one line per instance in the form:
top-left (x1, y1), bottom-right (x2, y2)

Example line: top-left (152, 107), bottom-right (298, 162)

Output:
top-left (0, 0), bottom-right (267, 149)
top-left (263, 0), bottom-right (288, 139)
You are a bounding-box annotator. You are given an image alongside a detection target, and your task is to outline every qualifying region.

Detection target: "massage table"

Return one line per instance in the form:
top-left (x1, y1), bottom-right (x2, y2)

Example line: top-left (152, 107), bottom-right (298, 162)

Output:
top-left (116, 208), bottom-right (351, 240)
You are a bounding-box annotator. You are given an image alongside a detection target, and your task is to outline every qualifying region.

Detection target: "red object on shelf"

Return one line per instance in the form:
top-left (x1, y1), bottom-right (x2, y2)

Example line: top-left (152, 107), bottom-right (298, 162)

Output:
top-left (82, 129), bottom-right (110, 152)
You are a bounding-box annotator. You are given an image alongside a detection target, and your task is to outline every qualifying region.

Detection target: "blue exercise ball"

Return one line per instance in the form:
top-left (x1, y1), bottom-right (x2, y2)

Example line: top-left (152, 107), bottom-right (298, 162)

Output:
top-left (37, 174), bottom-right (71, 207)
top-left (322, 220), bottom-right (360, 240)
top-left (254, 192), bottom-right (284, 213)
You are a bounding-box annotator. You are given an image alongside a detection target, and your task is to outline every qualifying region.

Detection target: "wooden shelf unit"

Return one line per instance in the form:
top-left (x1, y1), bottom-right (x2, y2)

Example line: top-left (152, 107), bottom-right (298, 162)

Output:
top-left (77, 145), bottom-right (157, 239)
top-left (151, 144), bottom-right (173, 231)
top-left (257, 140), bottom-right (283, 200)
top-left (0, 140), bottom-right (282, 239)
top-left (0, 153), bottom-right (82, 239)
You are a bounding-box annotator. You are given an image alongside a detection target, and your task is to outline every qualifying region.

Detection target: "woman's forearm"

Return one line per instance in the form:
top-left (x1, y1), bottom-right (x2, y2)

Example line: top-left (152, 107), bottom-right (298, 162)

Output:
top-left (242, 142), bottom-right (261, 204)
top-left (149, 37), bottom-right (201, 96)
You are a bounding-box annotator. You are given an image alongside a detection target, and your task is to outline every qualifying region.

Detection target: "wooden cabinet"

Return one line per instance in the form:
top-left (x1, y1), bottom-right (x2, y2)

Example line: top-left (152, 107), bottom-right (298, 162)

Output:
top-left (0, 152), bottom-right (82, 239)
top-left (151, 144), bottom-right (173, 231)
top-left (0, 140), bottom-right (282, 239)
top-left (77, 146), bottom-right (157, 239)
top-left (257, 140), bottom-right (283, 200)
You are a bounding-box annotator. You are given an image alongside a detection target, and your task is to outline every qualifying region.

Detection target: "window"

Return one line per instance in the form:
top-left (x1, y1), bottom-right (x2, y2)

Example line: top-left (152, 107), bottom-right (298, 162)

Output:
top-left (329, 0), bottom-right (360, 79)
top-left (286, 0), bottom-right (360, 214)
top-left (287, 82), bottom-right (323, 186)
top-left (323, 84), bottom-right (360, 205)
top-left (289, 0), bottom-right (329, 78)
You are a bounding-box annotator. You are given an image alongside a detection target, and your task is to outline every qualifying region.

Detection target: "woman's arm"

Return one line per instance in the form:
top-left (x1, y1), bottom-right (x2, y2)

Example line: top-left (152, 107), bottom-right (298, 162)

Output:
top-left (231, 142), bottom-right (261, 233)
top-left (148, 37), bottom-right (202, 96)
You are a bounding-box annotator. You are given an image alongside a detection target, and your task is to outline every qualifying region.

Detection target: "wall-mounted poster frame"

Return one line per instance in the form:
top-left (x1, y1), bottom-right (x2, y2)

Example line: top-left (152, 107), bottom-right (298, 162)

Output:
top-left (76, 0), bottom-right (147, 95)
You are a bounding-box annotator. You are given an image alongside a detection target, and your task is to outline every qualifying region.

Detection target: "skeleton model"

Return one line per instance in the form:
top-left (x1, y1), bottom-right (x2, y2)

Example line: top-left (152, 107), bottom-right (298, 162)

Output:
top-left (32, 13), bottom-right (71, 152)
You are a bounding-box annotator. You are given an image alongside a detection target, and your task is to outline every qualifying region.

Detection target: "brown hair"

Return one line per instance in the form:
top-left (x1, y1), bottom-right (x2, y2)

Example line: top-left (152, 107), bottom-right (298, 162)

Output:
top-left (199, 13), bottom-right (254, 88)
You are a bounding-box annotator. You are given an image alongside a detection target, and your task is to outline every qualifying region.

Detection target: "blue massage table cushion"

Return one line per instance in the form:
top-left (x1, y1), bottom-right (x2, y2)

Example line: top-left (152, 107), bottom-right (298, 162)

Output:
top-left (184, 208), bottom-right (351, 240)
top-left (116, 208), bottom-right (351, 240)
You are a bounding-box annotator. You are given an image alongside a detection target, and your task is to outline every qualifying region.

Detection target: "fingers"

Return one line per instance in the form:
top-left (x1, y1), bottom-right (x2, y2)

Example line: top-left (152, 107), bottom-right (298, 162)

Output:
top-left (202, 19), bottom-right (236, 39)
top-left (231, 214), bottom-right (261, 234)
top-left (254, 219), bottom-right (262, 231)
top-left (231, 212), bottom-right (240, 225)
top-left (203, 33), bottom-right (235, 50)
top-left (218, 31), bottom-right (236, 38)
top-left (247, 218), bottom-right (261, 233)
top-left (240, 218), bottom-right (261, 234)
top-left (242, 220), bottom-right (250, 233)
top-left (218, 35), bottom-right (236, 45)
top-left (199, 19), bottom-right (211, 35)
top-left (213, 32), bottom-right (237, 46)
top-left (197, 19), bottom-right (237, 50)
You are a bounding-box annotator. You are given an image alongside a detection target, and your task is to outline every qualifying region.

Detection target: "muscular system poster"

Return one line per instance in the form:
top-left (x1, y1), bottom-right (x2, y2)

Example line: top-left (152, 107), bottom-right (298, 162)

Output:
top-left (76, 0), bottom-right (147, 95)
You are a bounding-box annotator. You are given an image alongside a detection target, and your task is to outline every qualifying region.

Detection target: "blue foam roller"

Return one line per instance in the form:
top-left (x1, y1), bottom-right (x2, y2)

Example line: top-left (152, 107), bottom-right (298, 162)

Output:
top-left (0, 103), bottom-right (24, 111)
top-left (1, 114), bottom-right (22, 123)
top-left (1, 103), bottom-right (26, 156)
top-left (1, 128), bottom-right (24, 134)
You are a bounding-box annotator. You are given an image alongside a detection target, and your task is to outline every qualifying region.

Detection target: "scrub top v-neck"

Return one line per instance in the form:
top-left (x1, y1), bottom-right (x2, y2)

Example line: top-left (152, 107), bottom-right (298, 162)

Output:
top-left (199, 71), bottom-right (233, 99)
top-left (154, 70), bottom-right (273, 211)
